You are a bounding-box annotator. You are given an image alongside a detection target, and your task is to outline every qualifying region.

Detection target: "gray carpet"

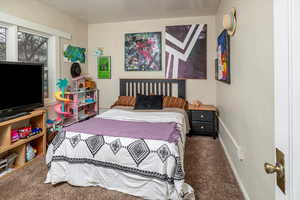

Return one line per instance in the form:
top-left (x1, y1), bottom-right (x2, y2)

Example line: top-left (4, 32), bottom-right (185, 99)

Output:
top-left (0, 137), bottom-right (244, 200)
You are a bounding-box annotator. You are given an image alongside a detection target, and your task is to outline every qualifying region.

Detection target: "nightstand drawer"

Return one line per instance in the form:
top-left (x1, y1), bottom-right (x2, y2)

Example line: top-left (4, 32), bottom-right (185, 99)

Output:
top-left (191, 110), bottom-right (214, 122)
top-left (191, 122), bottom-right (214, 132)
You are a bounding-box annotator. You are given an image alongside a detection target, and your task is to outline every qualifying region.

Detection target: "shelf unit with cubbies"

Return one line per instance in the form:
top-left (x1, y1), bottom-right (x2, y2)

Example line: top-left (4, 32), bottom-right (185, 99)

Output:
top-left (0, 110), bottom-right (46, 178)
top-left (63, 89), bottom-right (99, 126)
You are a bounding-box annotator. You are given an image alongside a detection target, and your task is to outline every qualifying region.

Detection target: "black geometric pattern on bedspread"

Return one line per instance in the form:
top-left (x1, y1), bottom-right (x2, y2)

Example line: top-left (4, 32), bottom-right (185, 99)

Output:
top-left (85, 135), bottom-right (104, 157)
top-left (49, 155), bottom-right (183, 184)
top-left (127, 139), bottom-right (150, 166)
top-left (70, 134), bottom-right (81, 148)
top-left (174, 156), bottom-right (185, 180)
top-left (52, 131), bottom-right (66, 153)
top-left (157, 144), bottom-right (171, 163)
top-left (51, 133), bottom-right (185, 176)
top-left (110, 139), bottom-right (122, 155)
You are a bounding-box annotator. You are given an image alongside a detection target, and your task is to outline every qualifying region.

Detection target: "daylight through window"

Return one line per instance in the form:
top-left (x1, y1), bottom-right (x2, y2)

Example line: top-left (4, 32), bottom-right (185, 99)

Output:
top-left (18, 31), bottom-right (49, 98)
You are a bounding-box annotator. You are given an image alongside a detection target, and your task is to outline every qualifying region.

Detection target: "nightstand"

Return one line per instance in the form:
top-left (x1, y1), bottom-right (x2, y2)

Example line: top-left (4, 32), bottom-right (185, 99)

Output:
top-left (188, 104), bottom-right (218, 139)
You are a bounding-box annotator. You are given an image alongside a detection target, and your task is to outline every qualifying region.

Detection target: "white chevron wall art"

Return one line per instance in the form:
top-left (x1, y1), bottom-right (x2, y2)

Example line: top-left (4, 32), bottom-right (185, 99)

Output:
top-left (165, 24), bottom-right (207, 79)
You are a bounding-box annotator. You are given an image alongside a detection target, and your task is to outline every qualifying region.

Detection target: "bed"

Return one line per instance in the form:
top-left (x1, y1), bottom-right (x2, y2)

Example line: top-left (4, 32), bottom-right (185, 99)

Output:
top-left (45, 79), bottom-right (195, 200)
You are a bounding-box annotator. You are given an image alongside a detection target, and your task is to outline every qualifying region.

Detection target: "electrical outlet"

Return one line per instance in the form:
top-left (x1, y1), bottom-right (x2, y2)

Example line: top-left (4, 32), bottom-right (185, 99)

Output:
top-left (237, 147), bottom-right (245, 161)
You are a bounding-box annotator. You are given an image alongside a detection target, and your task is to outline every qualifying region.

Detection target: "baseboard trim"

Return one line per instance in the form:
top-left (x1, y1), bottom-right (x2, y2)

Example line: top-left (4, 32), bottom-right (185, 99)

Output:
top-left (218, 118), bottom-right (240, 151)
top-left (218, 117), bottom-right (251, 200)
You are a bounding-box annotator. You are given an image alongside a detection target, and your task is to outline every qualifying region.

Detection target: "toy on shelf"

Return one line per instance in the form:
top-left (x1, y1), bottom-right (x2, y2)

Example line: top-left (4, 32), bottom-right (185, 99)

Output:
top-left (11, 126), bottom-right (43, 142)
top-left (71, 76), bottom-right (86, 92)
top-left (11, 129), bottom-right (20, 142)
top-left (26, 144), bottom-right (37, 162)
top-left (30, 128), bottom-right (43, 137)
top-left (18, 126), bottom-right (32, 139)
top-left (85, 95), bottom-right (95, 103)
top-left (55, 78), bottom-right (73, 122)
top-left (0, 153), bottom-right (18, 174)
top-left (54, 75), bottom-right (98, 126)
top-left (85, 77), bottom-right (96, 90)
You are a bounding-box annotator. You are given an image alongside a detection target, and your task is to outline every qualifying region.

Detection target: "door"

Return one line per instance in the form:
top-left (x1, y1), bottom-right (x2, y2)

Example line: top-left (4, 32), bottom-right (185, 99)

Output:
top-left (268, 0), bottom-right (300, 199)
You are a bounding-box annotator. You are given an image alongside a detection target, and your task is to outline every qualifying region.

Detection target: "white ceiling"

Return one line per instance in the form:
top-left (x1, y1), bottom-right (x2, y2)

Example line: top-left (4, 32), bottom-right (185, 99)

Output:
top-left (39, 0), bottom-right (220, 24)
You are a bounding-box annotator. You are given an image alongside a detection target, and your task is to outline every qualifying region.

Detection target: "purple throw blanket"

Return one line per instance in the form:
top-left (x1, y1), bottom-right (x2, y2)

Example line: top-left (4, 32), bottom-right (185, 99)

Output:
top-left (64, 118), bottom-right (180, 143)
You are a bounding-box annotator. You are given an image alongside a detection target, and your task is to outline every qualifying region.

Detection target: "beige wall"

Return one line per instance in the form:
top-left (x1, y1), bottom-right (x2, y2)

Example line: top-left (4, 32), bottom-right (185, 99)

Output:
top-left (88, 16), bottom-right (216, 108)
top-left (216, 0), bottom-right (275, 199)
top-left (0, 2), bottom-right (276, 198)
top-left (0, 0), bottom-right (88, 78)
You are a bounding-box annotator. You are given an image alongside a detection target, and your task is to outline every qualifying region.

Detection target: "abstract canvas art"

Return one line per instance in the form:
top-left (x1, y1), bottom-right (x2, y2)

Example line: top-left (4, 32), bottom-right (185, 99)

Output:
top-left (165, 24), bottom-right (207, 79)
top-left (64, 44), bottom-right (86, 63)
top-left (125, 32), bottom-right (161, 71)
top-left (217, 30), bottom-right (230, 84)
top-left (98, 56), bottom-right (111, 79)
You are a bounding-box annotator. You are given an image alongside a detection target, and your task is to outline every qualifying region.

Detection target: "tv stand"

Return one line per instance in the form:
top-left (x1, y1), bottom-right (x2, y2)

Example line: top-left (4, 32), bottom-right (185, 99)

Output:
top-left (0, 112), bottom-right (30, 123)
top-left (0, 110), bottom-right (46, 179)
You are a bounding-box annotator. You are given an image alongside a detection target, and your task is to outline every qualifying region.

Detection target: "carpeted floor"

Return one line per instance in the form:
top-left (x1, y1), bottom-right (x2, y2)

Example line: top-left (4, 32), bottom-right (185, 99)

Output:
top-left (0, 137), bottom-right (244, 200)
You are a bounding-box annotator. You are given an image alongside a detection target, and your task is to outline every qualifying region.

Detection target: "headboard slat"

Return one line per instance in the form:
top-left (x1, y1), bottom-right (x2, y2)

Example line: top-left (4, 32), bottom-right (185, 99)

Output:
top-left (160, 82), bottom-right (163, 96)
top-left (169, 83), bottom-right (172, 97)
top-left (164, 83), bottom-right (168, 96)
top-left (135, 81), bottom-right (138, 96)
top-left (128, 82), bottom-right (131, 96)
top-left (120, 79), bottom-right (186, 99)
top-left (146, 82), bottom-right (149, 95)
top-left (139, 81), bottom-right (142, 94)
top-left (151, 82), bottom-right (154, 94)
top-left (143, 82), bottom-right (146, 95)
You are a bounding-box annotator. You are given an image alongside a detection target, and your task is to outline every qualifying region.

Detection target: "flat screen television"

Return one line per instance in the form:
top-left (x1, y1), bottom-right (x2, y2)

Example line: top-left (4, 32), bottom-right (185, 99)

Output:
top-left (0, 61), bottom-right (44, 118)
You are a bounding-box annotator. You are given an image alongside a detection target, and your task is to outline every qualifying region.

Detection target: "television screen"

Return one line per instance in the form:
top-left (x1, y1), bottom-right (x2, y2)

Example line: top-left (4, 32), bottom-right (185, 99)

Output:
top-left (0, 62), bottom-right (44, 115)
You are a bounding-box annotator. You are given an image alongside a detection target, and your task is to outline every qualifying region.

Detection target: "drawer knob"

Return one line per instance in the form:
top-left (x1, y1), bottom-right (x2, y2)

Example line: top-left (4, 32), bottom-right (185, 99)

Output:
top-left (201, 126), bottom-right (204, 129)
top-left (200, 115), bottom-right (204, 118)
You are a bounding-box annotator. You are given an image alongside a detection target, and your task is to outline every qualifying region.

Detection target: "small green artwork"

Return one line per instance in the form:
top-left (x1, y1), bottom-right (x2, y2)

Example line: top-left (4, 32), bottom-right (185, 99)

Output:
top-left (64, 44), bottom-right (86, 63)
top-left (98, 56), bottom-right (111, 79)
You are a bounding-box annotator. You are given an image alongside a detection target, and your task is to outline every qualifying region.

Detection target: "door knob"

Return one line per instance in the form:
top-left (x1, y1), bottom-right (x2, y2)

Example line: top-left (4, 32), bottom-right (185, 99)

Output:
top-left (264, 148), bottom-right (285, 194)
top-left (264, 162), bottom-right (284, 178)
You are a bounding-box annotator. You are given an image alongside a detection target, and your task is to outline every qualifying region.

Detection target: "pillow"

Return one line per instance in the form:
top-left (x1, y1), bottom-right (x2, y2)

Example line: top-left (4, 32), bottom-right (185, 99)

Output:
top-left (134, 94), bottom-right (163, 110)
top-left (111, 95), bottom-right (187, 109)
top-left (111, 96), bottom-right (136, 108)
top-left (163, 96), bottom-right (187, 109)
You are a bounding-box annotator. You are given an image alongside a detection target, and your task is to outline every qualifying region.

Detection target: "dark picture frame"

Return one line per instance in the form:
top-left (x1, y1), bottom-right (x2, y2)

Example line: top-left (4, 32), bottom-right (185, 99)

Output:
top-left (124, 32), bottom-right (162, 71)
top-left (216, 30), bottom-right (231, 84)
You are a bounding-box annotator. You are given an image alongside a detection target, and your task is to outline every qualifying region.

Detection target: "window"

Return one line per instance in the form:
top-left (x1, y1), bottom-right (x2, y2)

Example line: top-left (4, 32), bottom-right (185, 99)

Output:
top-left (18, 31), bottom-right (49, 98)
top-left (0, 15), bottom-right (69, 102)
top-left (0, 26), bottom-right (7, 61)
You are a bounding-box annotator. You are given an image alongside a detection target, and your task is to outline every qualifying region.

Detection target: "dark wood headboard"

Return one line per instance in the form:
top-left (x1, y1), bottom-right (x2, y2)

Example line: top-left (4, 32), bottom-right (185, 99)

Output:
top-left (120, 79), bottom-right (186, 99)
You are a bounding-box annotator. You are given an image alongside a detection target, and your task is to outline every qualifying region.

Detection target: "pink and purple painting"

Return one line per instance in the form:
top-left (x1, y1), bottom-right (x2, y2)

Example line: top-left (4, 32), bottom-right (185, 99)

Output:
top-left (165, 24), bottom-right (207, 79)
top-left (125, 32), bottom-right (161, 71)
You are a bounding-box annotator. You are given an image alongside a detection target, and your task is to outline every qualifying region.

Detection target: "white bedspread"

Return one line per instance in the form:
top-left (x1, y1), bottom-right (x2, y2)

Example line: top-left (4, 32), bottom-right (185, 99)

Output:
top-left (45, 109), bottom-right (195, 200)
